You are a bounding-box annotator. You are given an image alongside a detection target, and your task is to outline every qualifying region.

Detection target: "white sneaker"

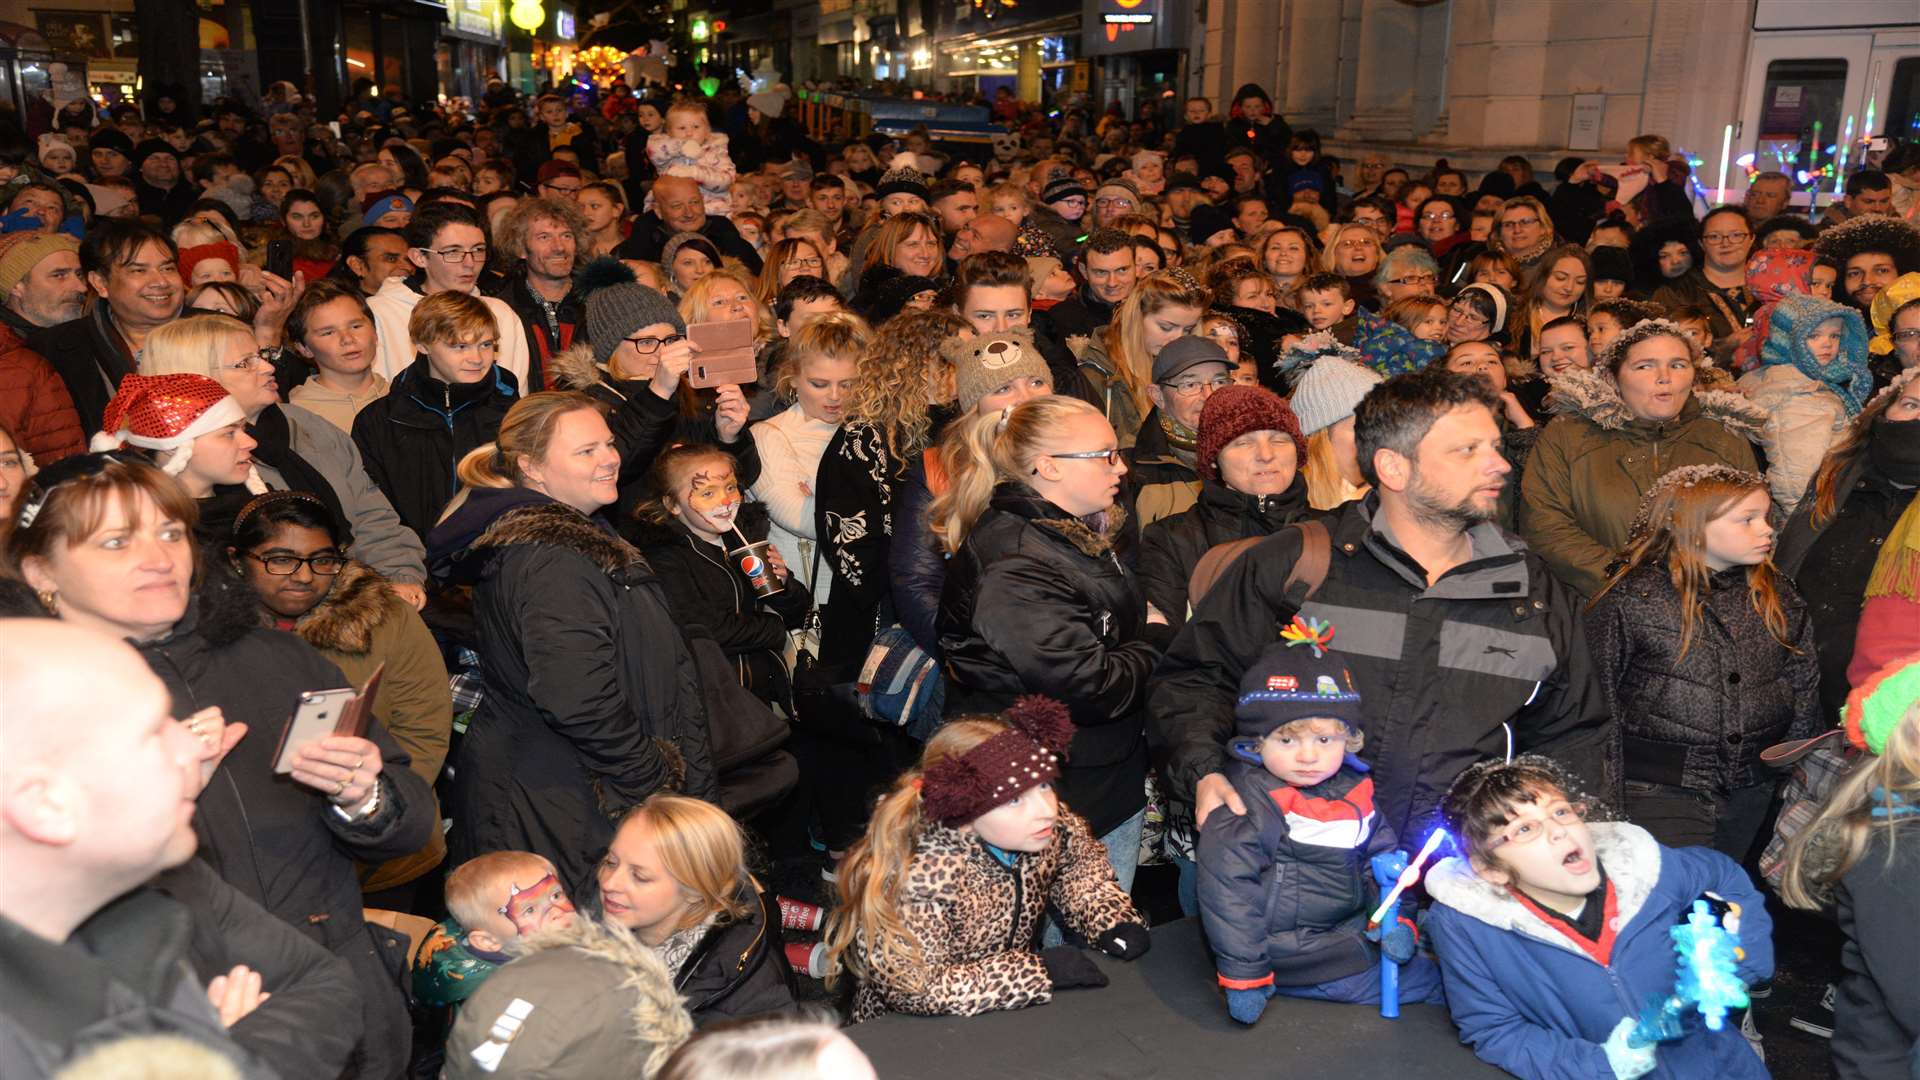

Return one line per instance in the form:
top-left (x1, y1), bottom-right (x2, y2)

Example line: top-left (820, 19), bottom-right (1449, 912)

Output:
top-left (1740, 1009), bottom-right (1765, 1064)
top-left (1788, 983), bottom-right (1836, 1039)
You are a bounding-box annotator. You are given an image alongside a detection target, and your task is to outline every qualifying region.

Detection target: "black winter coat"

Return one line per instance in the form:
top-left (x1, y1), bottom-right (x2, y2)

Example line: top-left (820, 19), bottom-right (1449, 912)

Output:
top-left (1587, 564), bottom-right (1821, 794)
top-left (614, 211), bottom-right (763, 275)
top-left (430, 488), bottom-right (715, 901)
top-left (1136, 474), bottom-right (1316, 633)
top-left (637, 504), bottom-right (811, 709)
top-left (1149, 495), bottom-right (1617, 842)
top-left (351, 354), bottom-right (520, 540)
top-left (889, 451), bottom-right (946, 656)
top-left (938, 485), bottom-right (1167, 835)
top-left (29, 303), bottom-right (137, 435)
top-left (1832, 827), bottom-right (1920, 1079)
top-left (136, 570), bottom-right (436, 1080)
top-left (150, 859), bottom-right (363, 1080)
top-left (483, 267), bottom-right (588, 391)
top-left (1198, 762), bottom-right (1395, 988)
top-left (1775, 454), bottom-right (1920, 721)
top-left (673, 886), bottom-right (798, 1027)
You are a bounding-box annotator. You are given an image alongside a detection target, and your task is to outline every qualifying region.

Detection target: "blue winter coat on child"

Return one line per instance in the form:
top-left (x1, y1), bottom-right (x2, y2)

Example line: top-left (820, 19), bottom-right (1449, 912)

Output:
top-left (1198, 749), bottom-right (1395, 989)
top-left (1425, 821), bottom-right (1773, 1080)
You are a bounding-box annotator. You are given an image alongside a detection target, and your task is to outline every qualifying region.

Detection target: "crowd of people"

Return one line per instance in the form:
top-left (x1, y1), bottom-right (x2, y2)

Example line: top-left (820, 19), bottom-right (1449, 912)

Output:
top-left (2, 71), bottom-right (1919, 1080)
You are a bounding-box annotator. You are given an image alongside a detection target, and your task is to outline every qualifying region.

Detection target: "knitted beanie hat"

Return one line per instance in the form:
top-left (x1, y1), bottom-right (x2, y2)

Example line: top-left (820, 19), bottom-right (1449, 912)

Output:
top-left (1195, 385), bottom-right (1305, 482)
top-left (585, 279), bottom-right (685, 364)
top-left (1234, 622), bottom-right (1363, 738)
top-left (875, 166), bottom-right (931, 203)
top-left (361, 193), bottom-right (413, 227)
top-left (131, 138), bottom-right (177, 170)
top-left (1041, 174), bottom-right (1090, 206)
top-left (89, 372), bottom-right (264, 491)
top-left (1588, 244), bottom-right (1633, 285)
top-left (177, 242), bottom-right (241, 286)
top-left (660, 231), bottom-right (723, 274)
top-left (1289, 354), bottom-right (1384, 437)
top-left (746, 91), bottom-right (787, 119)
top-left (87, 127), bottom-right (133, 157)
top-left (921, 696), bottom-right (1077, 827)
top-left (0, 232), bottom-right (77, 298)
top-left (947, 329), bottom-right (1051, 414)
top-left (1843, 653), bottom-right (1920, 756)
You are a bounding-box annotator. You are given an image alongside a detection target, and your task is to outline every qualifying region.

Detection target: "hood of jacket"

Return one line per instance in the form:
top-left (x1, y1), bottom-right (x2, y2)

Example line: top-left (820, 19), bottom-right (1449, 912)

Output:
top-left (426, 485), bottom-right (563, 585)
top-left (1425, 821), bottom-right (1660, 959)
top-left (1758, 293), bottom-right (1873, 414)
top-left (292, 561), bottom-right (393, 655)
top-left (988, 483), bottom-right (1127, 558)
top-left (1545, 367), bottom-right (1767, 442)
top-left (548, 341), bottom-right (615, 393)
top-left (490, 917), bottom-right (694, 1077)
top-left (471, 500), bottom-right (650, 578)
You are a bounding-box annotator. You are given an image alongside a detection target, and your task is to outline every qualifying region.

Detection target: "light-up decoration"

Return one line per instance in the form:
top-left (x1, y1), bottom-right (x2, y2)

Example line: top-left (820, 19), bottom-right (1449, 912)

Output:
top-left (509, 0), bottom-right (545, 32)
top-left (698, 75), bottom-right (721, 97)
top-left (690, 16), bottom-right (710, 42)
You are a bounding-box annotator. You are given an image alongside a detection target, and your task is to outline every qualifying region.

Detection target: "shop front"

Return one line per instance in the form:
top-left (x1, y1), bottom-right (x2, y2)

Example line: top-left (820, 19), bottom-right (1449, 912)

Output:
top-left (938, 12), bottom-right (1080, 104)
top-left (441, 0), bottom-right (508, 105)
top-left (1080, 0), bottom-right (1188, 127)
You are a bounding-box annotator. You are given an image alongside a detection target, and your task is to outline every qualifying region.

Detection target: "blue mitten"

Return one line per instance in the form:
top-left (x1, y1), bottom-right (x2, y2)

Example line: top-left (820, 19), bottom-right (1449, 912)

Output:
top-left (57, 215), bottom-right (84, 240)
top-left (1602, 1017), bottom-right (1657, 1079)
top-left (0, 208), bottom-right (40, 234)
top-left (1379, 920), bottom-right (1416, 963)
top-left (1224, 984), bottom-right (1273, 1025)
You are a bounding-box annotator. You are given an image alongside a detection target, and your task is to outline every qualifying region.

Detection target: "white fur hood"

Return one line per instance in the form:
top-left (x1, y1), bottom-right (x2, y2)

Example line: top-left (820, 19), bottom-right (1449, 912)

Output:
top-left (1425, 821), bottom-right (1663, 959)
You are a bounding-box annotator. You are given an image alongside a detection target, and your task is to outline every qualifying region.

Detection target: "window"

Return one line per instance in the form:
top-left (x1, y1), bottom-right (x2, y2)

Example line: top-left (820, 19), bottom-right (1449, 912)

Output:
top-left (1884, 57), bottom-right (1920, 142)
top-left (1756, 59), bottom-right (1847, 185)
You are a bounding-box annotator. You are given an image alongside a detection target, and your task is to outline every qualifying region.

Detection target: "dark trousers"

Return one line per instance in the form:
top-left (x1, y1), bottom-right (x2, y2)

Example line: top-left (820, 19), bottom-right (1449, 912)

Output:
top-left (1624, 779), bottom-right (1778, 864)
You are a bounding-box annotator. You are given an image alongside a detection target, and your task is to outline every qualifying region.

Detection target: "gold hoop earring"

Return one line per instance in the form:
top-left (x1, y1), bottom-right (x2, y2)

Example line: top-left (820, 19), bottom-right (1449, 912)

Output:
top-left (37, 589), bottom-right (58, 615)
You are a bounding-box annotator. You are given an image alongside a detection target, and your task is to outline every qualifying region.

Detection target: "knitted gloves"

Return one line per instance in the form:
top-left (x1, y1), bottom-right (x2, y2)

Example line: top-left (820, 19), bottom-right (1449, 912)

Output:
top-left (1225, 983), bottom-right (1275, 1025)
top-left (1602, 1017), bottom-right (1657, 1079)
top-left (1095, 921), bottom-right (1151, 961)
top-left (1039, 946), bottom-right (1109, 991)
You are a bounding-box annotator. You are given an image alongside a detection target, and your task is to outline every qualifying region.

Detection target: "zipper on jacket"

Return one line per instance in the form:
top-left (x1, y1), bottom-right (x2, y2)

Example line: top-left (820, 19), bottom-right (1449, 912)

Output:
top-left (689, 534), bottom-right (752, 684)
top-left (1004, 856), bottom-right (1025, 951)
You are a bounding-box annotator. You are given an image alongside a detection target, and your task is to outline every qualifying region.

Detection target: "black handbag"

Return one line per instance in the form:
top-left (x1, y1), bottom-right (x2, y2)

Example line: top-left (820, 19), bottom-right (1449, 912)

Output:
top-left (788, 542), bottom-right (879, 744)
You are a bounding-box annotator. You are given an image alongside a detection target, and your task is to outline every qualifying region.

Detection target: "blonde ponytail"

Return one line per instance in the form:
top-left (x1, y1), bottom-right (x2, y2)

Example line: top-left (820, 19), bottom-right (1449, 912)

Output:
top-left (927, 395), bottom-right (1102, 552)
top-left (822, 718), bottom-right (1009, 991)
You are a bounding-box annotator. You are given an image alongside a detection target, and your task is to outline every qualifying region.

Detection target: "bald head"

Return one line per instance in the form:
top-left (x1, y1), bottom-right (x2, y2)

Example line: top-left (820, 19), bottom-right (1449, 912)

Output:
top-left (0, 619), bottom-right (200, 940)
top-left (970, 215), bottom-right (1016, 253)
top-left (652, 175), bottom-right (705, 232)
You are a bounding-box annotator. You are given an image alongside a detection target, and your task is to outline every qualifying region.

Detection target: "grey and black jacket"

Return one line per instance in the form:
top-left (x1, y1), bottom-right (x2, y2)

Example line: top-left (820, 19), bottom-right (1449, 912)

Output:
top-left (1149, 493), bottom-right (1617, 842)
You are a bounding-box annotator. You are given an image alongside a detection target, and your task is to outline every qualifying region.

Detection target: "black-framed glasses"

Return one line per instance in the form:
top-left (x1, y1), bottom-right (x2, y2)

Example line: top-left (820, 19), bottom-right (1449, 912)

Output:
top-left (424, 244), bottom-right (488, 263)
top-left (242, 551), bottom-right (347, 576)
top-left (625, 332), bottom-right (685, 355)
top-left (1164, 374), bottom-right (1233, 397)
top-left (1033, 448), bottom-right (1122, 476)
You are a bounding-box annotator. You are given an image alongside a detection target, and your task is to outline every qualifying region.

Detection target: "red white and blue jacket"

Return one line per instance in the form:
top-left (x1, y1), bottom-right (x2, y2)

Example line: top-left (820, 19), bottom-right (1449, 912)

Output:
top-left (1197, 753), bottom-right (1398, 988)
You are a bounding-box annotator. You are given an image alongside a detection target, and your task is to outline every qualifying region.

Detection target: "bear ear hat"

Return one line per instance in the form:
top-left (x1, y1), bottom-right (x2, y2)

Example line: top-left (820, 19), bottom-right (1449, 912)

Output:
top-left (1006, 694), bottom-right (1075, 755)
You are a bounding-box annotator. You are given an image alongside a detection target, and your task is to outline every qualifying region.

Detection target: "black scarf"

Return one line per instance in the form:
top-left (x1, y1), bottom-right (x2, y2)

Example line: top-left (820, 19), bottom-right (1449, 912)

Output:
top-left (1868, 417), bottom-right (1920, 487)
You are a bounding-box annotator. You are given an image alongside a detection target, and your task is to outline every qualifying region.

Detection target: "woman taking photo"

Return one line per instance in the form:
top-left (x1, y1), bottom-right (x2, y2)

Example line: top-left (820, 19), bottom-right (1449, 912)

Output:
top-left (1078, 270), bottom-right (1211, 451)
top-left (3, 453), bottom-right (435, 1080)
top-left (427, 392), bottom-right (716, 899)
top-left (595, 794), bottom-right (795, 1026)
top-left (226, 490), bottom-right (452, 903)
top-left (933, 394), bottom-right (1170, 892)
top-left (1521, 318), bottom-right (1766, 596)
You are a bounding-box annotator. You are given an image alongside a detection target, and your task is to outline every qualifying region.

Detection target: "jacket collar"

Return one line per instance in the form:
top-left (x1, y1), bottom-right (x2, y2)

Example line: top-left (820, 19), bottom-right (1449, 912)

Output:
top-left (1340, 494), bottom-right (1532, 599)
top-left (471, 500), bottom-right (649, 577)
top-left (394, 353), bottom-right (519, 411)
top-left (1425, 821), bottom-right (1662, 962)
top-left (1545, 368), bottom-right (1766, 442)
top-left (0, 888), bottom-right (197, 1048)
top-left (291, 561), bottom-right (391, 655)
top-left (988, 483), bottom-right (1126, 558)
top-left (1197, 473), bottom-right (1310, 524)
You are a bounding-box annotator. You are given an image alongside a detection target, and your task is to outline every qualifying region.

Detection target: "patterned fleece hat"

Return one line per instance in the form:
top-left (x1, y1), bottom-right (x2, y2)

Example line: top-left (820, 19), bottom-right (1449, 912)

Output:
top-left (177, 242), bottom-right (241, 286)
top-left (89, 372), bottom-right (264, 491)
top-left (1234, 622), bottom-right (1363, 738)
top-left (1196, 384), bottom-right (1305, 483)
top-left (1288, 352), bottom-right (1383, 437)
top-left (922, 696), bottom-right (1076, 827)
top-left (875, 166), bottom-right (931, 203)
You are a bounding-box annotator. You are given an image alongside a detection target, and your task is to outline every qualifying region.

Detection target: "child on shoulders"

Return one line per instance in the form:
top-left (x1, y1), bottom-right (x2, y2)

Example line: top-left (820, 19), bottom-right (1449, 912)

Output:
top-left (1424, 756), bottom-right (1773, 1080)
top-left (648, 100), bottom-right (736, 217)
top-left (415, 851), bottom-right (578, 1010)
top-left (1198, 626), bottom-right (1445, 1024)
top-left (823, 697), bottom-right (1150, 1022)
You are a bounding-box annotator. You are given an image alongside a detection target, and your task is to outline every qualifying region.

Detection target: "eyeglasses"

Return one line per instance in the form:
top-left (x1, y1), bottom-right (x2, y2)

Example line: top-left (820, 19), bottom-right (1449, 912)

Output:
top-left (1386, 273), bottom-right (1437, 288)
top-left (1702, 231), bottom-right (1751, 245)
top-left (1449, 305), bottom-right (1489, 326)
top-left (1893, 329), bottom-right (1920, 344)
top-left (540, 183), bottom-right (582, 195)
top-left (1486, 800), bottom-right (1587, 850)
top-left (1499, 217), bottom-right (1541, 230)
top-left (625, 332), bottom-right (685, 354)
top-left (224, 352), bottom-right (267, 373)
top-left (1419, 211), bottom-right (1457, 223)
top-left (1164, 374), bottom-right (1233, 397)
top-left (425, 244), bottom-right (488, 263)
top-left (781, 257), bottom-right (824, 271)
top-left (1034, 447), bottom-right (1122, 473)
top-left (1094, 197), bottom-right (1135, 209)
top-left (243, 551), bottom-right (347, 576)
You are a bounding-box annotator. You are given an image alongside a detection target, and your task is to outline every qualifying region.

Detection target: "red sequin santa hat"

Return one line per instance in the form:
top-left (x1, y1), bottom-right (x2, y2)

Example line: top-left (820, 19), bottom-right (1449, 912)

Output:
top-left (922, 696), bottom-right (1077, 827)
top-left (90, 372), bottom-right (265, 492)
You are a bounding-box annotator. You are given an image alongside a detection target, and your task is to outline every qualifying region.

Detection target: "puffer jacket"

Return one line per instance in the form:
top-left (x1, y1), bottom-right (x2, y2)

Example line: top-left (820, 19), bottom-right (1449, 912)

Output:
top-left (429, 487), bottom-right (714, 901)
top-left (1150, 494), bottom-right (1616, 843)
top-left (1519, 368), bottom-right (1765, 597)
top-left (0, 324), bottom-right (84, 462)
top-left (889, 451), bottom-right (948, 655)
top-left (1198, 758), bottom-right (1396, 989)
top-left (1136, 473), bottom-right (1315, 633)
top-left (634, 503), bottom-right (811, 709)
top-left (548, 343), bottom-right (762, 536)
top-left (848, 812), bottom-right (1142, 1022)
top-left (288, 561), bottom-right (452, 891)
top-left (136, 569), bottom-right (436, 1080)
top-left (1587, 563), bottom-right (1821, 793)
top-left (1425, 822), bottom-right (1773, 1080)
top-left (1127, 407), bottom-right (1201, 528)
top-left (665, 884), bottom-right (797, 1027)
top-left (1738, 293), bottom-right (1871, 514)
top-left (937, 484), bottom-right (1166, 836)
top-left (352, 354), bottom-right (520, 540)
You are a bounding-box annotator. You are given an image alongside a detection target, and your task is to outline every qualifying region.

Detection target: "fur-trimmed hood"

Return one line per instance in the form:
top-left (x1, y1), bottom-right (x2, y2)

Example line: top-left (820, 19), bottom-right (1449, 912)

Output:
top-left (1034, 503), bottom-right (1128, 557)
top-left (548, 341), bottom-right (617, 394)
top-left (1545, 367), bottom-right (1767, 441)
top-left (473, 501), bottom-right (650, 577)
top-left (292, 561), bottom-right (393, 655)
top-left (1425, 821), bottom-right (1662, 959)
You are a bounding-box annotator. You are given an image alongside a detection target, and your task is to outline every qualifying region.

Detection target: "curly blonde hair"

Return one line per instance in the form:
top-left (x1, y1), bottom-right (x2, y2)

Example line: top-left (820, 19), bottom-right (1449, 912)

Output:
top-left (846, 310), bottom-right (970, 461)
top-left (775, 311), bottom-right (872, 401)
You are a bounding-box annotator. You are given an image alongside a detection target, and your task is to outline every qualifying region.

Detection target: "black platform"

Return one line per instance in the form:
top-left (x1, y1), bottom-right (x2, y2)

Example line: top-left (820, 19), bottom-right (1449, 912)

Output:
top-left (846, 917), bottom-right (1508, 1078)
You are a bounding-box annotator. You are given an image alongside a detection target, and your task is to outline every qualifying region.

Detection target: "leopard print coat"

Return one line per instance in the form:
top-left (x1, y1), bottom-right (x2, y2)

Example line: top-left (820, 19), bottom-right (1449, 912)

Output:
top-left (849, 809), bottom-right (1142, 1022)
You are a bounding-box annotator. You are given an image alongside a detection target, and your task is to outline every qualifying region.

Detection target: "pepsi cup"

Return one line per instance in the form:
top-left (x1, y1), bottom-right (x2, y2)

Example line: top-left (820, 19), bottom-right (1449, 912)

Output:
top-left (727, 539), bottom-right (783, 598)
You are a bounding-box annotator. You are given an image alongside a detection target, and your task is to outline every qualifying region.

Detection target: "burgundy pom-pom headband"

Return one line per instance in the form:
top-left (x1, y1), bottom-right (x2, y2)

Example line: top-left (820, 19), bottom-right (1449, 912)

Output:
top-left (921, 696), bottom-right (1077, 827)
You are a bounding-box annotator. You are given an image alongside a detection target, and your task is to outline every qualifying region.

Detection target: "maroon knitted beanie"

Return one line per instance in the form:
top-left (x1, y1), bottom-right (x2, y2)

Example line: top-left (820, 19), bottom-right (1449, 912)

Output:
top-left (1195, 384), bottom-right (1306, 482)
top-left (922, 697), bottom-right (1077, 827)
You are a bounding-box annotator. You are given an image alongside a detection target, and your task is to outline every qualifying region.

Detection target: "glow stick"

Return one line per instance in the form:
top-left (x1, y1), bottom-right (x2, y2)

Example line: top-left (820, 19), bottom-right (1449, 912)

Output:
top-left (1833, 114), bottom-right (1856, 200)
top-left (1716, 124), bottom-right (1732, 204)
top-left (1368, 828), bottom-right (1448, 928)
